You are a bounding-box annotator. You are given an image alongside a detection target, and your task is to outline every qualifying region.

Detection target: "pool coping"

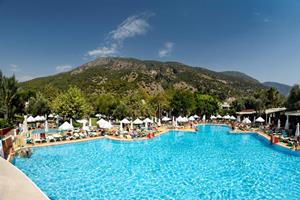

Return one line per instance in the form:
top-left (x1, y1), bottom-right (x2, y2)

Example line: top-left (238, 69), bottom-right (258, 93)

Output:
top-left (0, 157), bottom-right (49, 200)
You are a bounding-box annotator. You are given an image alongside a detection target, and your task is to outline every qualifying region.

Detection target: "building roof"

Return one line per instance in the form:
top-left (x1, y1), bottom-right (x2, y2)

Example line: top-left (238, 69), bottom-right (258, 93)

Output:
top-left (285, 110), bottom-right (300, 116)
top-left (236, 109), bottom-right (256, 115)
top-left (265, 107), bottom-right (286, 114)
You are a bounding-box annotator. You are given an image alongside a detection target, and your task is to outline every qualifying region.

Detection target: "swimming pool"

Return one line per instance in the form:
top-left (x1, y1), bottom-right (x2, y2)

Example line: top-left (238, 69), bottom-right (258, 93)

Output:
top-left (14, 125), bottom-right (300, 199)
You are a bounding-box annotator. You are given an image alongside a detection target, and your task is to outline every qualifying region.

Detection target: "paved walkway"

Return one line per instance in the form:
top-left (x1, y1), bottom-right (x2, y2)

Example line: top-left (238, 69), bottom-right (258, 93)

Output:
top-left (0, 157), bottom-right (48, 200)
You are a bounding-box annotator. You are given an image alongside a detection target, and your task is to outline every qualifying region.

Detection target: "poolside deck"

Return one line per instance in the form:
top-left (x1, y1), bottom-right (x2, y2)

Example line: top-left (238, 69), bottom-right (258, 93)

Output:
top-left (0, 157), bottom-right (49, 200)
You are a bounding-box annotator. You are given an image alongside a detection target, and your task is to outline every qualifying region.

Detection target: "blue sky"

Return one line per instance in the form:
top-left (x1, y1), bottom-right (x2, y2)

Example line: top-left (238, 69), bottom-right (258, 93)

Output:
top-left (0, 0), bottom-right (300, 85)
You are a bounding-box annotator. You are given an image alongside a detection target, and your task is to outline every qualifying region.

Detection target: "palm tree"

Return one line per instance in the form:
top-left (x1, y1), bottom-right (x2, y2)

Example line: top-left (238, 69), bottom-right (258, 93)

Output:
top-left (0, 72), bottom-right (19, 122)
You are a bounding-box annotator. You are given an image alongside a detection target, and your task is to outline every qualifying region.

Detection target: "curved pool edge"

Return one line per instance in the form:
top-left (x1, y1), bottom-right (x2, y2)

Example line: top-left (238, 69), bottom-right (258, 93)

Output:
top-left (0, 157), bottom-right (49, 200)
top-left (229, 130), bottom-right (300, 157)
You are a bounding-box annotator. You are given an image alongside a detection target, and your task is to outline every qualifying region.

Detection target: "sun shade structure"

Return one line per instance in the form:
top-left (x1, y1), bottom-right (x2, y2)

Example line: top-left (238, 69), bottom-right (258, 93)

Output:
top-left (27, 116), bottom-right (35, 123)
top-left (223, 115), bottom-right (231, 120)
top-left (230, 116), bottom-right (236, 120)
top-left (242, 118), bottom-right (252, 124)
top-left (77, 119), bottom-right (88, 124)
top-left (59, 122), bottom-right (74, 130)
top-left (120, 118), bottom-right (130, 124)
top-left (99, 120), bottom-right (112, 129)
top-left (216, 115), bottom-right (222, 119)
top-left (133, 118), bottom-right (143, 124)
top-left (255, 117), bottom-right (265, 123)
top-left (210, 115), bottom-right (217, 120)
top-left (143, 118), bottom-right (153, 123)
top-left (161, 117), bottom-right (171, 122)
top-left (48, 114), bottom-right (54, 118)
top-left (188, 116), bottom-right (195, 121)
top-left (193, 114), bottom-right (199, 119)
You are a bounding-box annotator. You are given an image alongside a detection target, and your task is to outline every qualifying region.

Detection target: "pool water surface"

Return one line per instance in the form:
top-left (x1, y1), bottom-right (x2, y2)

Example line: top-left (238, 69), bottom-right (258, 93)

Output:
top-left (14, 125), bottom-right (300, 199)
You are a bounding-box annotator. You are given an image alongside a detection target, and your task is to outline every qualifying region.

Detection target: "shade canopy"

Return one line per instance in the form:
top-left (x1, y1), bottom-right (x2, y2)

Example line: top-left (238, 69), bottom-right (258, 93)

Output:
top-left (77, 119), bottom-right (88, 124)
top-left (177, 116), bottom-right (188, 123)
top-left (188, 116), bottom-right (195, 121)
top-left (143, 118), bottom-right (153, 123)
top-left (48, 114), bottom-right (54, 118)
top-left (223, 115), bottom-right (231, 120)
top-left (120, 118), bottom-right (130, 124)
top-left (27, 116), bottom-right (35, 123)
top-left (230, 116), bottom-right (236, 120)
top-left (99, 120), bottom-right (112, 129)
top-left (242, 118), bottom-right (252, 124)
top-left (210, 115), bottom-right (217, 120)
top-left (216, 115), bottom-right (222, 119)
top-left (255, 117), bottom-right (265, 123)
top-left (59, 122), bottom-right (74, 130)
top-left (193, 114), bottom-right (199, 119)
top-left (133, 118), bottom-right (143, 124)
top-left (161, 116), bottom-right (171, 122)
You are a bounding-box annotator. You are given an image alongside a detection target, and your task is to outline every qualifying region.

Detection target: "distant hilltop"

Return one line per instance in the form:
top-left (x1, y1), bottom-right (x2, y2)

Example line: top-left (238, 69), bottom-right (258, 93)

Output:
top-left (21, 57), bottom-right (267, 99)
top-left (263, 82), bottom-right (291, 96)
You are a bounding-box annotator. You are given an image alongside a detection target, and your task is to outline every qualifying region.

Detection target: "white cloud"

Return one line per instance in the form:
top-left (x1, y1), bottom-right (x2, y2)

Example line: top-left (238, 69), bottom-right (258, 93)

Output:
top-left (87, 12), bottom-right (153, 57)
top-left (10, 64), bottom-right (20, 72)
top-left (56, 65), bottom-right (73, 73)
top-left (158, 42), bottom-right (174, 57)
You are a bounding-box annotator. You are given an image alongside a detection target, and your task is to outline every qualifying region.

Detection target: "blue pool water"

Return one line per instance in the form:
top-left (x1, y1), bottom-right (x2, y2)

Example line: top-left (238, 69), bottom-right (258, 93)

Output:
top-left (15, 125), bottom-right (300, 199)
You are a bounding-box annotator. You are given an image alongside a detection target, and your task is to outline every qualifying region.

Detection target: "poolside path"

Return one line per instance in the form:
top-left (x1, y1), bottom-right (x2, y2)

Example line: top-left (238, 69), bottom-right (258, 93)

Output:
top-left (0, 157), bottom-right (49, 200)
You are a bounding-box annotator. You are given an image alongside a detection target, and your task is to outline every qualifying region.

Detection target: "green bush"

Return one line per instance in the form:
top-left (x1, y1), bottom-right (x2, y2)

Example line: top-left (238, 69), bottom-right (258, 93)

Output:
top-left (0, 118), bottom-right (10, 129)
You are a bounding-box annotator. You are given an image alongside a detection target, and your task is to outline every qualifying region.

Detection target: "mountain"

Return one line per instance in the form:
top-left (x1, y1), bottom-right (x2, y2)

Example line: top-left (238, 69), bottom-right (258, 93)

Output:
top-left (21, 57), bottom-right (266, 99)
top-left (220, 71), bottom-right (260, 84)
top-left (263, 82), bottom-right (291, 96)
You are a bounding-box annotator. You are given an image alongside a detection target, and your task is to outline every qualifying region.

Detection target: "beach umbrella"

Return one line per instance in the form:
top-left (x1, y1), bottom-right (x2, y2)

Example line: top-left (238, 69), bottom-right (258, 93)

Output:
top-left (255, 117), bottom-right (265, 123)
top-left (172, 116), bottom-right (175, 126)
top-left (77, 119), bottom-right (88, 125)
top-left (242, 118), bottom-right (251, 124)
top-left (223, 115), bottom-right (231, 120)
top-left (95, 114), bottom-right (101, 118)
top-left (277, 119), bottom-right (281, 129)
top-left (143, 118), bottom-right (153, 123)
top-left (216, 115), bottom-right (222, 119)
top-left (96, 118), bottom-right (107, 125)
top-left (202, 115), bottom-right (206, 121)
top-left (210, 115), bottom-right (217, 120)
top-left (230, 116), bottom-right (236, 120)
top-left (70, 118), bottom-right (73, 127)
top-left (99, 121), bottom-right (112, 129)
top-left (89, 118), bottom-right (92, 127)
top-left (194, 114), bottom-right (199, 119)
top-left (177, 116), bottom-right (184, 122)
top-left (285, 116), bottom-right (289, 130)
top-left (133, 118), bottom-right (143, 124)
top-left (121, 118), bottom-right (130, 124)
top-left (188, 116), bottom-right (195, 121)
top-left (162, 116), bottom-right (171, 122)
top-left (295, 123), bottom-right (300, 137)
top-left (48, 114), bottom-right (54, 118)
top-left (59, 122), bottom-right (74, 131)
top-left (27, 116), bottom-right (35, 123)
top-left (45, 120), bottom-right (48, 133)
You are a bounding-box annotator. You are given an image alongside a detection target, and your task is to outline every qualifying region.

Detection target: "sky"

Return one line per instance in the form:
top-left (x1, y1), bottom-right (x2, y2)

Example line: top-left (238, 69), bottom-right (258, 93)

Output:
top-left (0, 0), bottom-right (300, 85)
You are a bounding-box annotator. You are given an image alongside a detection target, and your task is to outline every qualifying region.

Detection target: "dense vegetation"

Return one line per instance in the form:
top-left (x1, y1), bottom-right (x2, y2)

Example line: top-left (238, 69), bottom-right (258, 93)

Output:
top-left (0, 57), bottom-right (299, 128)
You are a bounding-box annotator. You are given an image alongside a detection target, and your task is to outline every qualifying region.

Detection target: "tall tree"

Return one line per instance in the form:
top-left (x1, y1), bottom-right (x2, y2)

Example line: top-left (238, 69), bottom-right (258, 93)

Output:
top-left (0, 73), bottom-right (19, 122)
top-left (171, 90), bottom-right (195, 116)
top-left (194, 94), bottom-right (220, 115)
top-left (51, 86), bottom-right (90, 119)
top-left (286, 85), bottom-right (300, 110)
top-left (26, 92), bottom-right (50, 116)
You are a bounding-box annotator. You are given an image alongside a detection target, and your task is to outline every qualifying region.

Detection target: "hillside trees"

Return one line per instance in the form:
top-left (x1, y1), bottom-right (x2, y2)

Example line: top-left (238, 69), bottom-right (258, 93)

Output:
top-left (51, 86), bottom-right (90, 119)
top-left (286, 85), bottom-right (300, 110)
